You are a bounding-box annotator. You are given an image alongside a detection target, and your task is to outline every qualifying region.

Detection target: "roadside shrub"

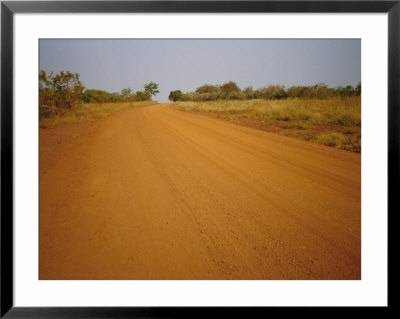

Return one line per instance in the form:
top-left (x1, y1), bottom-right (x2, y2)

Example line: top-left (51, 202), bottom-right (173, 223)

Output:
top-left (227, 91), bottom-right (244, 100)
top-left (243, 86), bottom-right (255, 99)
top-left (39, 70), bottom-right (84, 117)
top-left (168, 90), bottom-right (184, 102)
top-left (195, 84), bottom-right (220, 94)
top-left (135, 91), bottom-right (151, 101)
top-left (219, 81), bottom-right (241, 94)
top-left (315, 132), bottom-right (360, 150)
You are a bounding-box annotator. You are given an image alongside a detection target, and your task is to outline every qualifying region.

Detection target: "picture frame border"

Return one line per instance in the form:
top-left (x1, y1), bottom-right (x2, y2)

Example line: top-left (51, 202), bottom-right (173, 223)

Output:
top-left (1, 1), bottom-right (396, 317)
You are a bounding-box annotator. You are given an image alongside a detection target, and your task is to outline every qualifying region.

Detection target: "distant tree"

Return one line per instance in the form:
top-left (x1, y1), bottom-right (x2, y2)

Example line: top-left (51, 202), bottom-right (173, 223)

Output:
top-left (180, 92), bottom-right (196, 101)
top-left (314, 83), bottom-right (332, 99)
top-left (243, 86), bottom-right (255, 99)
top-left (343, 85), bottom-right (355, 97)
top-left (135, 91), bottom-right (151, 101)
top-left (355, 82), bottom-right (361, 96)
top-left (169, 81), bottom-right (360, 103)
top-left (219, 81), bottom-right (241, 99)
top-left (144, 82), bottom-right (159, 98)
top-left (39, 70), bottom-right (51, 91)
top-left (80, 89), bottom-right (123, 104)
top-left (333, 85), bottom-right (356, 97)
top-left (287, 86), bottom-right (303, 98)
top-left (269, 85), bottom-right (287, 99)
top-left (39, 70), bottom-right (52, 107)
top-left (334, 86), bottom-right (344, 97)
top-left (226, 91), bottom-right (244, 100)
top-left (195, 84), bottom-right (220, 94)
top-left (168, 90), bottom-right (184, 102)
top-left (121, 88), bottom-right (133, 101)
top-left (220, 81), bottom-right (240, 93)
top-left (51, 71), bottom-right (84, 109)
top-left (256, 85), bottom-right (286, 100)
top-left (109, 92), bottom-right (123, 102)
top-left (39, 70), bottom-right (84, 117)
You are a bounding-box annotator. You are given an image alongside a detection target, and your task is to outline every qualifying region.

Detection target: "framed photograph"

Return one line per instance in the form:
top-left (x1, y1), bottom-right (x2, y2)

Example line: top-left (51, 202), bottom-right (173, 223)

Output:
top-left (1, 0), bottom-right (395, 317)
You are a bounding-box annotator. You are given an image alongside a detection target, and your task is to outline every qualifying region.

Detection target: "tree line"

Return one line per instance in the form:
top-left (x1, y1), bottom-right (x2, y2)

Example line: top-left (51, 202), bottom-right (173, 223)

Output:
top-left (39, 70), bottom-right (159, 117)
top-left (168, 81), bottom-right (361, 102)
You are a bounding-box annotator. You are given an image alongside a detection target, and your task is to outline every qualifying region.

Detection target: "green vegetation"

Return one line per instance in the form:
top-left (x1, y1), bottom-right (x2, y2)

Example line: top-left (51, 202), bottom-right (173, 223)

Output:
top-left (168, 90), bottom-right (184, 102)
top-left (81, 89), bottom-right (123, 104)
top-left (170, 81), bottom-right (361, 152)
top-left (39, 70), bottom-right (159, 125)
top-left (39, 70), bottom-right (84, 115)
top-left (174, 97), bottom-right (361, 153)
top-left (144, 81), bottom-right (160, 97)
top-left (135, 91), bottom-right (151, 101)
top-left (169, 81), bottom-right (361, 102)
top-left (120, 88), bottom-right (133, 102)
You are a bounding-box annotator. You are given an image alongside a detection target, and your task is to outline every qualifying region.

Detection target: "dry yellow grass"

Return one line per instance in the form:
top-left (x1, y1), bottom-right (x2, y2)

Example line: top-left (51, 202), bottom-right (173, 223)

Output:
top-left (175, 97), bottom-right (361, 152)
top-left (40, 101), bottom-right (156, 128)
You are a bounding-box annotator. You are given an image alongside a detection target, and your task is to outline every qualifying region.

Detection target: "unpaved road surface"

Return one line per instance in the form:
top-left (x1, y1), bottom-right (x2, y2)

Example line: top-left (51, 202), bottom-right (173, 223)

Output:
top-left (40, 103), bottom-right (361, 280)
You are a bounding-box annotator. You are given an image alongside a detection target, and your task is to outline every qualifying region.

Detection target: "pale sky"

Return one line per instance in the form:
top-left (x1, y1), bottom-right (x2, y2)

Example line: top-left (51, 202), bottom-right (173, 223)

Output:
top-left (40, 39), bottom-right (361, 102)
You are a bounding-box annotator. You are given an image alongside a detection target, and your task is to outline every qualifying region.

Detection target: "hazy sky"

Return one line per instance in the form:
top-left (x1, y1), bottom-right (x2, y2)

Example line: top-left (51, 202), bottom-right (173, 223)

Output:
top-left (39, 39), bottom-right (361, 102)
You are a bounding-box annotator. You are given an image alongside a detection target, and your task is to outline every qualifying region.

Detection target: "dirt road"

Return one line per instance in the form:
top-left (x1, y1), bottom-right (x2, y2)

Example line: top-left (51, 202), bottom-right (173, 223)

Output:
top-left (39, 103), bottom-right (361, 280)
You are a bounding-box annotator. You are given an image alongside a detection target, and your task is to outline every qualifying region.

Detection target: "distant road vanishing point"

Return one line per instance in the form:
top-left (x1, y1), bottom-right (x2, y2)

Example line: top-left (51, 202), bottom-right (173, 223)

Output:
top-left (39, 103), bottom-right (361, 280)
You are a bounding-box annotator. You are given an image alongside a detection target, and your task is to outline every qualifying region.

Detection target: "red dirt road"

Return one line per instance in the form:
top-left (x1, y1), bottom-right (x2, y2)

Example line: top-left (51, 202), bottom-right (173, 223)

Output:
top-left (39, 103), bottom-right (361, 280)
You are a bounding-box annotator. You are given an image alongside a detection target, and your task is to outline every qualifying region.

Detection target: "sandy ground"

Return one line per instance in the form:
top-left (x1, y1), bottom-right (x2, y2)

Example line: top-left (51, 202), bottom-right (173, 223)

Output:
top-left (39, 103), bottom-right (361, 280)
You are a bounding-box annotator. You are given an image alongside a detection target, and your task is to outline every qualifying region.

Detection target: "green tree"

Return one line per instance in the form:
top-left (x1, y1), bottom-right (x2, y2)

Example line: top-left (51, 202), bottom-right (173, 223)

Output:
top-left (195, 84), bottom-right (219, 94)
top-left (168, 90), bottom-right (184, 102)
top-left (135, 91), bottom-right (151, 101)
top-left (39, 70), bottom-right (84, 117)
top-left (343, 85), bottom-right (355, 97)
top-left (220, 81), bottom-right (240, 93)
top-left (110, 92), bottom-right (123, 102)
top-left (121, 88), bottom-right (133, 101)
top-left (243, 86), bottom-right (255, 99)
top-left (314, 83), bottom-right (332, 99)
top-left (355, 82), bottom-right (361, 96)
top-left (219, 81), bottom-right (240, 99)
top-left (39, 70), bottom-right (51, 91)
top-left (144, 82), bottom-right (159, 98)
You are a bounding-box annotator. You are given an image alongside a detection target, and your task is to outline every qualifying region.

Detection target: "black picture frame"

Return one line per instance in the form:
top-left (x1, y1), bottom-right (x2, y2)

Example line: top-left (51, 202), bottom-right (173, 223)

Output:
top-left (1, 1), bottom-right (396, 317)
